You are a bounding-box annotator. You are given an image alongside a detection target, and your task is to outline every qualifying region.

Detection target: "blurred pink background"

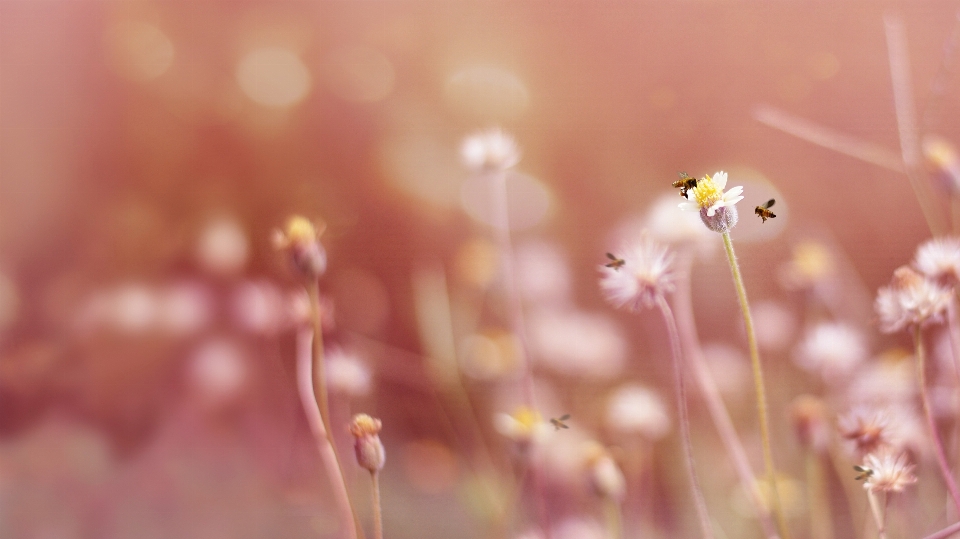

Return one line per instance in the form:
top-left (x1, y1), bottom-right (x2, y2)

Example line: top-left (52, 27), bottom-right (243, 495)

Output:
top-left (2, 1), bottom-right (958, 538)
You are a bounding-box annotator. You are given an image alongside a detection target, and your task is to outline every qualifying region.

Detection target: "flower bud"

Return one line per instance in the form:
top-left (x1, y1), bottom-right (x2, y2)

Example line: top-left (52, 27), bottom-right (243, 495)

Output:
top-left (583, 442), bottom-right (626, 502)
top-left (699, 205), bottom-right (738, 234)
top-left (350, 413), bottom-right (385, 472)
top-left (273, 216), bottom-right (328, 279)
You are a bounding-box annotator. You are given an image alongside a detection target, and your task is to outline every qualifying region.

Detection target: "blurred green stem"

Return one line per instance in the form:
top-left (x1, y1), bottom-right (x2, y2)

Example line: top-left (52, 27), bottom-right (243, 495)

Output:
top-left (721, 231), bottom-right (789, 539)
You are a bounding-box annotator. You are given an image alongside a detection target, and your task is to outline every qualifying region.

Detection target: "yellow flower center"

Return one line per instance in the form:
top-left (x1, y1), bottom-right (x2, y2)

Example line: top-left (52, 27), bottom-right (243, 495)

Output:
top-left (512, 406), bottom-right (542, 433)
top-left (691, 174), bottom-right (722, 209)
top-left (285, 216), bottom-right (318, 244)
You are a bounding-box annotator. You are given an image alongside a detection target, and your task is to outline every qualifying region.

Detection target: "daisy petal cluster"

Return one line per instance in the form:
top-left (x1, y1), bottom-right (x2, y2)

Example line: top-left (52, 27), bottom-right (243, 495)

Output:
top-left (460, 128), bottom-right (521, 172)
top-left (838, 407), bottom-right (894, 458)
top-left (678, 171), bottom-right (745, 233)
top-left (494, 406), bottom-right (549, 446)
top-left (875, 266), bottom-right (951, 333)
top-left (913, 236), bottom-right (960, 284)
top-left (861, 448), bottom-right (917, 493)
top-left (599, 236), bottom-right (674, 311)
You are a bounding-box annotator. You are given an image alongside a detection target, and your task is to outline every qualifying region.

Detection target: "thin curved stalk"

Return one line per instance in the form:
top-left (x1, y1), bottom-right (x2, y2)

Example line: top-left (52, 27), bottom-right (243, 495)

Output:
top-left (296, 328), bottom-right (361, 539)
top-left (657, 295), bottom-right (715, 539)
top-left (913, 325), bottom-right (960, 514)
top-left (674, 250), bottom-right (779, 539)
top-left (721, 232), bottom-right (789, 539)
top-left (371, 471), bottom-right (383, 539)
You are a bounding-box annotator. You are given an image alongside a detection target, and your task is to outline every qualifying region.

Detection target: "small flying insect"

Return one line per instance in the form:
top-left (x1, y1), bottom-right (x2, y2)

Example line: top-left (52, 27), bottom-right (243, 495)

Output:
top-left (853, 465), bottom-right (874, 482)
top-left (550, 414), bottom-right (571, 431)
top-left (605, 253), bottom-right (626, 271)
top-left (755, 199), bottom-right (777, 223)
top-left (672, 172), bottom-right (699, 199)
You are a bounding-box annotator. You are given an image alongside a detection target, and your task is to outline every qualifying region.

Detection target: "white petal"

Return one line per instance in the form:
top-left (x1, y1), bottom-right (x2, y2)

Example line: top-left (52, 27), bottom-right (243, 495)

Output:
top-left (724, 194), bottom-right (745, 206)
top-left (706, 201), bottom-right (723, 217)
top-left (678, 201), bottom-right (699, 212)
top-left (713, 171), bottom-right (727, 190)
top-left (725, 185), bottom-right (743, 198)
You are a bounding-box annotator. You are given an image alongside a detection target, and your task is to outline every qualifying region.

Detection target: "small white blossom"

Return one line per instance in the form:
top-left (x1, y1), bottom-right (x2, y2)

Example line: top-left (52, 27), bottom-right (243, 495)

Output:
top-left (861, 449), bottom-right (917, 493)
top-left (494, 406), bottom-right (550, 445)
top-left (678, 171), bottom-right (744, 233)
top-left (605, 384), bottom-right (671, 440)
top-left (794, 322), bottom-right (867, 380)
top-left (875, 266), bottom-right (951, 333)
top-left (460, 128), bottom-right (520, 172)
top-left (914, 236), bottom-right (960, 284)
top-left (599, 237), bottom-right (674, 311)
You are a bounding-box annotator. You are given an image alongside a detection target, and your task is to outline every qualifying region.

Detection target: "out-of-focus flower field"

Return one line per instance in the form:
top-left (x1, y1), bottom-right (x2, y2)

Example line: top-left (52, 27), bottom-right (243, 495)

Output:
top-left (4, 2), bottom-right (960, 538)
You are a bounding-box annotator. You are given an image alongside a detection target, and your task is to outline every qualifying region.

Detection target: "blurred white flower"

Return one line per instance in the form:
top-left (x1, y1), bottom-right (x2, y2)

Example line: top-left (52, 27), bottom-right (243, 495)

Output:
top-left (196, 216), bottom-right (249, 275)
top-left (528, 308), bottom-right (626, 379)
top-left (460, 128), bottom-right (520, 172)
top-left (156, 282), bottom-right (213, 336)
top-left (494, 406), bottom-right (550, 445)
top-left (605, 384), bottom-right (670, 440)
top-left (752, 300), bottom-right (798, 352)
top-left (188, 338), bottom-right (247, 404)
top-left (794, 322), bottom-right (867, 380)
top-left (326, 348), bottom-right (372, 397)
top-left (644, 194), bottom-right (715, 248)
top-left (231, 280), bottom-right (287, 335)
top-left (516, 240), bottom-right (572, 304)
top-left (599, 236), bottom-right (674, 311)
top-left (914, 236), bottom-right (960, 284)
top-left (553, 517), bottom-right (606, 539)
top-left (876, 266), bottom-right (951, 333)
top-left (584, 445), bottom-right (626, 501)
top-left (861, 448), bottom-right (917, 493)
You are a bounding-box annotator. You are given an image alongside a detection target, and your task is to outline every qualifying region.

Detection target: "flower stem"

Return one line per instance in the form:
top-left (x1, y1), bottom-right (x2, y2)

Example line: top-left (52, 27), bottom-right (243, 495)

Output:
top-left (296, 328), bottom-right (362, 539)
top-left (657, 295), bottom-right (714, 539)
top-left (371, 471), bottom-right (383, 539)
top-left (866, 490), bottom-right (887, 539)
top-left (804, 452), bottom-right (834, 539)
top-left (913, 325), bottom-right (960, 514)
top-left (603, 498), bottom-right (623, 539)
top-left (721, 231), bottom-right (789, 539)
top-left (673, 251), bottom-right (779, 539)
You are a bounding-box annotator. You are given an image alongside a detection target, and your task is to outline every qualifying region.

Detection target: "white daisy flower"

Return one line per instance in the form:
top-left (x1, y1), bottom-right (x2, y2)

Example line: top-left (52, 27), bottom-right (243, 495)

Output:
top-left (678, 171), bottom-right (744, 232)
top-left (914, 236), bottom-right (960, 284)
top-left (861, 449), bottom-right (917, 493)
top-left (460, 128), bottom-right (520, 172)
top-left (875, 266), bottom-right (951, 333)
top-left (794, 322), bottom-right (867, 380)
top-left (598, 236), bottom-right (674, 311)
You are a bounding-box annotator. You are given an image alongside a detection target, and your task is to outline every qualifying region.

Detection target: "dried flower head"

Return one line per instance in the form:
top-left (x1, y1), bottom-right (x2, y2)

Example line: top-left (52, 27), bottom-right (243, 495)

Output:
top-left (678, 171), bottom-right (744, 233)
top-left (494, 406), bottom-right (549, 445)
top-left (875, 266), bottom-right (951, 333)
top-left (349, 413), bottom-right (385, 472)
top-left (461, 128), bottom-right (520, 172)
top-left (914, 236), bottom-right (960, 284)
top-left (273, 216), bottom-right (328, 279)
top-left (838, 407), bottom-right (894, 458)
top-left (599, 237), bottom-right (674, 311)
top-left (789, 395), bottom-right (831, 454)
top-left (860, 448), bottom-right (917, 493)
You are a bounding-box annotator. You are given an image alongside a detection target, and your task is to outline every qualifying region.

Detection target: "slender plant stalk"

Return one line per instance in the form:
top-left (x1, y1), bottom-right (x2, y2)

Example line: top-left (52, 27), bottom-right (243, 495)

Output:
top-left (490, 170), bottom-right (536, 408)
top-left (805, 452), bottom-right (834, 539)
top-left (913, 325), bottom-right (960, 514)
top-left (673, 251), bottom-right (779, 539)
top-left (866, 490), bottom-right (887, 539)
top-left (947, 299), bottom-right (960, 385)
top-left (721, 231), bottom-right (789, 539)
top-left (489, 170), bottom-right (550, 538)
top-left (296, 328), bottom-right (361, 539)
top-left (603, 498), bottom-right (623, 539)
top-left (657, 295), bottom-right (715, 538)
top-left (371, 471), bottom-right (383, 539)
top-left (924, 519), bottom-right (960, 539)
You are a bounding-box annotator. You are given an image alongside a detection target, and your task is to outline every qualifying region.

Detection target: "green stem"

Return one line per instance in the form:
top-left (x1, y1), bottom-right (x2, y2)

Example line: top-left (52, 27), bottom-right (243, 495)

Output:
top-left (721, 231), bottom-right (789, 539)
top-left (603, 498), bottom-right (622, 539)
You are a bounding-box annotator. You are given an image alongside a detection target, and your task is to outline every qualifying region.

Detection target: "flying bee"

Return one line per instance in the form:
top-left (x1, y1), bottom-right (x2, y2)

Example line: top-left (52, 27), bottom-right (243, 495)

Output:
top-left (672, 172), bottom-right (699, 199)
top-left (853, 465), bottom-right (874, 481)
top-left (605, 253), bottom-right (626, 271)
top-left (550, 414), bottom-right (571, 431)
top-left (755, 199), bottom-right (777, 223)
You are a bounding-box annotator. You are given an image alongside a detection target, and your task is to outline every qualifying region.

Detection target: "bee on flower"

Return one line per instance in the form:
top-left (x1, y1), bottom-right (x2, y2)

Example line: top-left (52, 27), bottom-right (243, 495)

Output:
top-left (677, 171), bottom-right (745, 233)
